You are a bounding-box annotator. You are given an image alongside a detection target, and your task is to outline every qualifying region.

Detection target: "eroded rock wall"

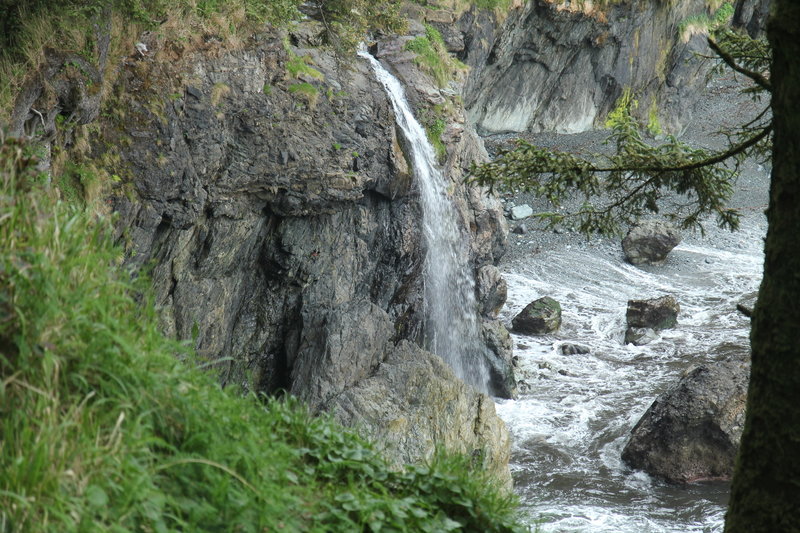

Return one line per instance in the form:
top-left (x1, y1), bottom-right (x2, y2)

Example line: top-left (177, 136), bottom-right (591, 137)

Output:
top-left (97, 24), bottom-right (510, 481)
top-left (457, 0), bottom-right (719, 134)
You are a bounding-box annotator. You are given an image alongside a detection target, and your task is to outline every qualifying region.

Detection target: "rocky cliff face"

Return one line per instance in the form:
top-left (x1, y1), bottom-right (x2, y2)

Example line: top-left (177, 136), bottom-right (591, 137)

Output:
top-left (454, 0), bottom-right (719, 134)
top-left (95, 23), bottom-right (510, 482)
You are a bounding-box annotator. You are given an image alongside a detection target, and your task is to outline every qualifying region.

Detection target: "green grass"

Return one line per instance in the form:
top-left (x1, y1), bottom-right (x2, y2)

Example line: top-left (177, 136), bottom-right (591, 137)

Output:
top-left (288, 82), bottom-right (320, 108)
top-left (286, 55), bottom-right (324, 81)
top-left (0, 135), bottom-right (529, 532)
top-left (677, 1), bottom-right (735, 38)
top-left (404, 24), bottom-right (466, 88)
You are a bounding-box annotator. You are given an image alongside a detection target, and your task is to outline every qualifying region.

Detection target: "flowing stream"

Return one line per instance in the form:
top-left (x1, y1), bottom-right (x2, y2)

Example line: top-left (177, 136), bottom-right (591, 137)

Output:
top-left (360, 50), bottom-right (490, 393)
top-left (495, 215), bottom-right (765, 531)
top-left (361, 47), bottom-right (767, 532)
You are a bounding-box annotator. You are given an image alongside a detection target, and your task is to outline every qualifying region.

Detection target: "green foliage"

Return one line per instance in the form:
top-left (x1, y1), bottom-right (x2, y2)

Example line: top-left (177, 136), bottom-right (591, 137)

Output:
top-left (309, 0), bottom-right (407, 57)
top-left (0, 134), bottom-right (527, 532)
top-left (470, 28), bottom-right (773, 237)
top-left (678, 1), bottom-right (734, 38)
top-left (288, 82), bottom-right (319, 107)
top-left (473, 0), bottom-right (513, 9)
top-left (647, 100), bottom-right (662, 137)
top-left (427, 117), bottom-right (448, 161)
top-left (405, 24), bottom-right (466, 87)
top-left (605, 87), bottom-right (637, 129)
top-left (286, 55), bottom-right (324, 80)
top-left (470, 92), bottom-right (747, 235)
top-left (55, 161), bottom-right (98, 207)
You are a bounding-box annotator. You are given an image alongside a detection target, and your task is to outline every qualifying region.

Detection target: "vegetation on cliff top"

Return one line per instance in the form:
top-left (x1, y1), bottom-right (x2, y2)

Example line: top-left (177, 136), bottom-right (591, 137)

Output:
top-left (0, 134), bottom-right (528, 532)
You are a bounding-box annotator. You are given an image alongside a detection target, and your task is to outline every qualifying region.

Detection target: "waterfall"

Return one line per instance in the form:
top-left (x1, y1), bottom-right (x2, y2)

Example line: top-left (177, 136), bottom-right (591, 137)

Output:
top-left (359, 50), bottom-right (490, 394)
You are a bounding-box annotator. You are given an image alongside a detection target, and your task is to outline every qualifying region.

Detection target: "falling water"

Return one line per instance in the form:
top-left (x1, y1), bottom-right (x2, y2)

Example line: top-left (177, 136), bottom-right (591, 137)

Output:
top-left (359, 49), bottom-right (490, 393)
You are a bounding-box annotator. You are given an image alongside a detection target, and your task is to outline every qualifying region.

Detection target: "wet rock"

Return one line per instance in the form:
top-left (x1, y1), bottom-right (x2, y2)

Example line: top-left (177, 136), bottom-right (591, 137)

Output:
top-left (624, 327), bottom-right (659, 346)
top-left (510, 204), bottom-right (533, 220)
top-left (481, 320), bottom-right (516, 399)
top-left (627, 296), bottom-right (680, 330)
top-left (622, 220), bottom-right (682, 265)
top-left (333, 340), bottom-right (512, 490)
top-left (736, 291), bottom-right (758, 318)
top-left (621, 358), bottom-right (750, 483)
top-left (512, 297), bottom-right (562, 335)
top-left (476, 265), bottom-right (507, 318)
top-left (559, 343), bottom-right (590, 355)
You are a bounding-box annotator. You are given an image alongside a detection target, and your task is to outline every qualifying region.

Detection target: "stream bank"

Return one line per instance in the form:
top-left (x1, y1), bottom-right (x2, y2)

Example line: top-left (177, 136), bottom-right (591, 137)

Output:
top-left (489, 69), bottom-right (769, 531)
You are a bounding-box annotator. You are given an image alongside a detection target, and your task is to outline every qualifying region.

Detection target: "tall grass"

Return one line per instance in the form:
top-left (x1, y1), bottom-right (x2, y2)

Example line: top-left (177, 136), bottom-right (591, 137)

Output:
top-left (0, 134), bottom-right (528, 532)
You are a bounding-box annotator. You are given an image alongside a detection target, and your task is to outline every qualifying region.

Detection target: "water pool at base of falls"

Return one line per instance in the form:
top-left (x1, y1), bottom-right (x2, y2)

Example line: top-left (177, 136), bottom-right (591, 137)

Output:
top-left (495, 219), bottom-right (765, 532)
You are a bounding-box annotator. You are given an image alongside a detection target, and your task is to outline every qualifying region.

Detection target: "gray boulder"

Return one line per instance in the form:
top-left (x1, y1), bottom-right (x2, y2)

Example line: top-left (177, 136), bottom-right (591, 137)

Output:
top-left (510, 204), bottom-right (533, 220)
top-left (512, 297), bottom-right (562, 335)
top-left (622, 220), bottom-right (681, 265)
top-left (622, 358), bottom-right (750, 483)
top-left (476, 265), bottom-right (507, 318)
top-left (627, 296), bottom-right (680, 330)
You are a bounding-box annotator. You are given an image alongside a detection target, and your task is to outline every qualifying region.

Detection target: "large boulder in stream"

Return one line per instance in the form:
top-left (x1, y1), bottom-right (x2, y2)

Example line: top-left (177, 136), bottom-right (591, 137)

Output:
top-left (622, 357), bottom-right (750, 483)
top-left (512, 297), bottom-right (562, 335)
top-left (625, 296), bottom-right (680, 345)
top-left (622, 220), bottom-right (682, 265)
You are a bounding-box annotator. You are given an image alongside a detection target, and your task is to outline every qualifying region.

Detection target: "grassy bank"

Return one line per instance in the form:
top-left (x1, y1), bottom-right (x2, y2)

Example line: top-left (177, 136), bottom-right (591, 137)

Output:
top-left (0, 136), bottom-right (528, 531)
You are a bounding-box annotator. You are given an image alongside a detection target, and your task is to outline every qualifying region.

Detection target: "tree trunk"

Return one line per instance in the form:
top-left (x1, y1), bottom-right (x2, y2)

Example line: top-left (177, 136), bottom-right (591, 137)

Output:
top-left (725, 1), bottom-right (800, 530)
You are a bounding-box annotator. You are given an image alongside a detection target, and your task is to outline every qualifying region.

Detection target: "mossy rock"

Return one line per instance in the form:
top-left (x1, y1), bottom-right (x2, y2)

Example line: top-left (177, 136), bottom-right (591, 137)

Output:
top-left (512, 296), bottom-right (562, 335)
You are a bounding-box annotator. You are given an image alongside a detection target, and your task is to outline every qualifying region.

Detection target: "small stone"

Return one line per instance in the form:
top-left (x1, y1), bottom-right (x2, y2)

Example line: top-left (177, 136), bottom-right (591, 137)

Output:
top-left (560, 343), bottom-right (590, 355)
top-left (625, 327), bottom-right (659, 346)
top-left (510, 204), bottom-right (533, 220)
top-left (512, 223), bottom-right (528, 234)
top-left (186, 86), bottom-right (203, 100)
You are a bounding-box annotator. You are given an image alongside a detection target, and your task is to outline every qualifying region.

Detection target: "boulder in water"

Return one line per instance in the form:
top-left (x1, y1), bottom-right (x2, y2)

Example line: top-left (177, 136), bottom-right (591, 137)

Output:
top-left (624, 327), bottom-right (659, 346)
top-left (512, 297), bottom-right (561, 335)
top-left (627, 295), bottom-right (680, 330)
top-left (559, 343), bottom-right (590, 355)
top-left (621, 358), bottom-right (749, 483)
top-left (622, 220), bottom-right (681, 265)
top-left (476, 265), bottom-right (507, 318)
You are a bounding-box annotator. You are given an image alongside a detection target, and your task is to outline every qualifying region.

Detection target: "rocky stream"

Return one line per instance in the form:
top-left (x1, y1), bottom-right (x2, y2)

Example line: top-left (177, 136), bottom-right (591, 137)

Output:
top-left (492, 71), bottom-right (768, 530)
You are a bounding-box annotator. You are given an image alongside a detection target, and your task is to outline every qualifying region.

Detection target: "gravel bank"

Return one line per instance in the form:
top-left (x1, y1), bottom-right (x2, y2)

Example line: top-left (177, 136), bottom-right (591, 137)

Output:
top-left (481, 72), bottom-right (771, 270)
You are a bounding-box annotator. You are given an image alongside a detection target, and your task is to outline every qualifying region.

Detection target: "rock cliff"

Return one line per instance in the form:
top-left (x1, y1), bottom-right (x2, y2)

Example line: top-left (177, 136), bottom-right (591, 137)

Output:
top-left (94, 23), bottom-right (510, 482)
top-left (455, 0), bottom-right (720, 134)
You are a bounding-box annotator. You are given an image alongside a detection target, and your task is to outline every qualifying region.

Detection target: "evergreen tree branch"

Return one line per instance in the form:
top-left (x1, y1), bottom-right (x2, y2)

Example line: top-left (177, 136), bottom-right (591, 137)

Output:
top-left (708, 37), bottom-right (772, 92)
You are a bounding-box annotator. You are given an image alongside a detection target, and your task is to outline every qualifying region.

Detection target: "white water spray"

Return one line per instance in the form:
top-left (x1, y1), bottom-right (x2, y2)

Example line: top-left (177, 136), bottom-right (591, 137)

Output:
top-left (359, 49), bottom-right (490, 393)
